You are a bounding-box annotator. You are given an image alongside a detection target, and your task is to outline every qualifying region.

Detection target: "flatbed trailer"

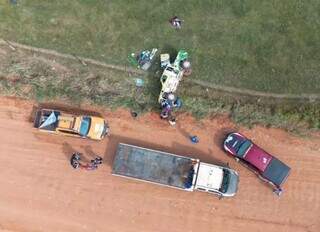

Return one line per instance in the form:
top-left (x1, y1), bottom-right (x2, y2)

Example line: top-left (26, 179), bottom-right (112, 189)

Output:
top-left (112, 143), bottom-right (239, 197)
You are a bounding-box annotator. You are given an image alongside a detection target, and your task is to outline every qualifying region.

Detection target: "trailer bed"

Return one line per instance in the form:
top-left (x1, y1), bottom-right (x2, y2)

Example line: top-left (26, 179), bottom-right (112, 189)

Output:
top-left (112, 143), bottom-right (198, 190)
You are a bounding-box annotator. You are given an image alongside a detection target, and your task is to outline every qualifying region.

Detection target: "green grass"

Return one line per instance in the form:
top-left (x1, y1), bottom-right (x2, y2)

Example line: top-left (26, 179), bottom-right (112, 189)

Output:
top-left (178, 81), bottom-right (320, 131)
top-left (1, 0), bottom-right (320, 94)
top-left (0, 49), bottom-right (156, 114)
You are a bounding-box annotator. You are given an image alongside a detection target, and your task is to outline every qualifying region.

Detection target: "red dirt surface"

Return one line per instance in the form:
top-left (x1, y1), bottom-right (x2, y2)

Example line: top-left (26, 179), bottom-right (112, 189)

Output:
top-left (0, 97), bottom-right (319, 232)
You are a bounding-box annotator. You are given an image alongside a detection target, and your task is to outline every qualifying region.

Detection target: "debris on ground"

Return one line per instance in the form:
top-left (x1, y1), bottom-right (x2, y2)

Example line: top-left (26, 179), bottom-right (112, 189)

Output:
top-left (128, 48), bottom-right (158, 70)
top-left (130, 111), bottom-right (138, 118)
top-left (169, 16), bottom-right (183, 29)
top-left (190, 136), bottom-right (199, 144)
top-left (160, 53), bottom-right (170, 68)
top-left (135, 78), bottom-right (144, 87)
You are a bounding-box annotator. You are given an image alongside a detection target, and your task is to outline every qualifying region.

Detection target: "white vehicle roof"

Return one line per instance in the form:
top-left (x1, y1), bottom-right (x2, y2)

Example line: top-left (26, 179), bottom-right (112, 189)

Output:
top-left (195, 163), bottom-right (224, 191)
top-left (160, 66), bottom-right (182, 93)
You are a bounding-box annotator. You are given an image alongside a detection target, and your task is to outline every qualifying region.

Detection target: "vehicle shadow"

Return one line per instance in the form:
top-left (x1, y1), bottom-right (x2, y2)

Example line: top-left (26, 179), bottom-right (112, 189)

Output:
top-left (61, 142), bottom-right (91, 163)
top-left (175, 123), bottom-right (190, 140)
top-left (37, 102), bottom-right (103, 117)
top-left (61, 142), bottom-right (76, 162)
top-left (82, 145), bottom-right (103, 161)
top-left (171, 142), bottom-right (228, 167)
top-left (27, 105), bottom-right (39, 123)
top-left (213, 127), bottom-right (237, 150)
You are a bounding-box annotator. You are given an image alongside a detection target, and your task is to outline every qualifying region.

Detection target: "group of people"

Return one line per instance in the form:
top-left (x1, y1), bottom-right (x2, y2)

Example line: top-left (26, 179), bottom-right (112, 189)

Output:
top-left (160, 92), bottom-right (182, 125)
top-left (70, 152), bottom-right (103, 171)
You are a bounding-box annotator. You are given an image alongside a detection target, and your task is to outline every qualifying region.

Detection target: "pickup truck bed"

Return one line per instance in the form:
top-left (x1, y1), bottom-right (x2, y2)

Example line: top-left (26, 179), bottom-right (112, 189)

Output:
top-left (34, 109), bottom-right (61, 131)
top-left (112, 143), bottom-right (198, 190)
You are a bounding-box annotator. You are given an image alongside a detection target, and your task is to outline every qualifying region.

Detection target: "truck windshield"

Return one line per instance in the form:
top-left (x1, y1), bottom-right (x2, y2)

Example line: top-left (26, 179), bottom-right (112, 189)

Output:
top-left (219, 169), bottom-right (230, 193)
top-left (236, 140), bottom-right (252, 157)
top-left (79, 117), bottom-right (91, 136)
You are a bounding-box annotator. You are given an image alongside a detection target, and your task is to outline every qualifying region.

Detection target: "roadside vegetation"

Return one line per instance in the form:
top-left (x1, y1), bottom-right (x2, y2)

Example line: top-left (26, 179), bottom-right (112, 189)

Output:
top-left (1, 0), bottom-right (320, 94)
top-left (0, 45), bottom-right (319, 132)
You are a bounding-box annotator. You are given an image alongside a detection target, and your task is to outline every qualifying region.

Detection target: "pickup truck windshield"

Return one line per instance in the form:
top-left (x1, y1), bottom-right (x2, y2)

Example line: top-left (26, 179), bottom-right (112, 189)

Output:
top-left (219, 169), bottom-right (230, 193)
top-left (79, 117), bottom-right (91, 136)
top-left (237, 140), bottom-right (252, 157)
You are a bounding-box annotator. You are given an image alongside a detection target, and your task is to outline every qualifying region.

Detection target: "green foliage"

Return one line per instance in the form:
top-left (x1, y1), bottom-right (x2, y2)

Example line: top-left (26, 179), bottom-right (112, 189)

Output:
top-left (0, 0), bottom-right (319, 94)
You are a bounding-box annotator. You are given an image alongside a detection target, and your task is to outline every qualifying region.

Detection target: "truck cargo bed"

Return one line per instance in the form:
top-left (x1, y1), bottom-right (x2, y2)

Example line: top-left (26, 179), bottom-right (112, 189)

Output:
top-left (34, 109), bottom-right (60, 131)
top-left (112, 143), bottom-right (198, 190)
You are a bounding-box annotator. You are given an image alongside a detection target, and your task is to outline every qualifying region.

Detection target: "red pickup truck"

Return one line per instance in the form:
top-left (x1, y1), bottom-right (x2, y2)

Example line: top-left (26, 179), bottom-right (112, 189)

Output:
top-left (223, 132), bottom-right (291, 196)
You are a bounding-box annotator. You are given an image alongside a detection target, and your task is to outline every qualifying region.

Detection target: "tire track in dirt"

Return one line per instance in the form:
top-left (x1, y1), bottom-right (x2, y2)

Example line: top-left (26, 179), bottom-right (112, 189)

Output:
top-left (189, 79), bottom-right (320, 101)
top-left (0, 39), bottom-right (144, 75)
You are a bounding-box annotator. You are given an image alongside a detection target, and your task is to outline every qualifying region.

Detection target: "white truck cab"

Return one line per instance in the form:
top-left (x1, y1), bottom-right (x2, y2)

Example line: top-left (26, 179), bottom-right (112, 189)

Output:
top-left (158, 65), bottom-right (184, 103)
top-left (194, 162), bottom-right (239, 197)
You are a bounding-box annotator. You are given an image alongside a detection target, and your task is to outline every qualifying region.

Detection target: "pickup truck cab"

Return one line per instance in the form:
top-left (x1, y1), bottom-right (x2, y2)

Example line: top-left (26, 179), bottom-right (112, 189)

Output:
top-left (195, 162), bottom-right (239, 197)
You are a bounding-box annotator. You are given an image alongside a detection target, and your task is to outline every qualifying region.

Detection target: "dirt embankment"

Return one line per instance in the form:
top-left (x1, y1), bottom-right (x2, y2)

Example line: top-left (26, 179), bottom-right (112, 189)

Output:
top-left (0, 96), bottom-right (319, 232)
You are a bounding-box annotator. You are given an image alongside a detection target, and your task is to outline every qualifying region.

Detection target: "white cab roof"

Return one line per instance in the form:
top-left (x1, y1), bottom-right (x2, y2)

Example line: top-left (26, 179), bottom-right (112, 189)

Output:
top-left (195, 163), bottom-right (223, 191)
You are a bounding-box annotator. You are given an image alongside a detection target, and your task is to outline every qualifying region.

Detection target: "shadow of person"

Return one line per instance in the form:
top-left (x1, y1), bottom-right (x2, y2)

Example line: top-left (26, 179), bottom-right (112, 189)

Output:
top-left (175, 122), bottom-right (191, 140)
top-left (61, 142), bottom-right (91, 163)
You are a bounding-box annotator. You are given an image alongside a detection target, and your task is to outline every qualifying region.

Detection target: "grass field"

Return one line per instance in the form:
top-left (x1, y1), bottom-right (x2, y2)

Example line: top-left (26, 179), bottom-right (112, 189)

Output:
top-left (1, 0), bottom-right (319, 94)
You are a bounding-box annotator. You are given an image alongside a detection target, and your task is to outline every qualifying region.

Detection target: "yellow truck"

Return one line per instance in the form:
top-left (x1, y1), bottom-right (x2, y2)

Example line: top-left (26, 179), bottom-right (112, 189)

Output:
top-left (34, 109), bottom-right (109, 140)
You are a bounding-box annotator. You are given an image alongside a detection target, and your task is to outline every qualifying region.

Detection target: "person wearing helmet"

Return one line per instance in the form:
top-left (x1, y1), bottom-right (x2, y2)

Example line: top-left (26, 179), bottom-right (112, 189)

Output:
top-left (70, 152), bottom-right (81, 169)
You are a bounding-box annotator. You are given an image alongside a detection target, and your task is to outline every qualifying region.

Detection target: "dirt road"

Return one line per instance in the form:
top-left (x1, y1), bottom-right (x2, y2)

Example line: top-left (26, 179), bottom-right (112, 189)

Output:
top-left (0, 97), bottom-right (319, 232)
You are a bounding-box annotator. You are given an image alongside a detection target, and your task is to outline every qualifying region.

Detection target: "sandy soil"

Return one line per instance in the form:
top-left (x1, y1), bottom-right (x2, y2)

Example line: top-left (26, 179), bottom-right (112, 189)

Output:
top-left (0, 97), bottom-right (319, 232)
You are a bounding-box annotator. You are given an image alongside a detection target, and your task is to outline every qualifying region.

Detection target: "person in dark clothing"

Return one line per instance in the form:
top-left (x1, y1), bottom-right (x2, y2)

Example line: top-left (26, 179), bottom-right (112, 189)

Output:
top-left (169, 16), bottom-right (183, 29)
top-left (70, 153), bottom-right (103, 170)
top-left (91, 156), bottom-right (103, 166)
top-left (70, 152), bottom-right (81, 169)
